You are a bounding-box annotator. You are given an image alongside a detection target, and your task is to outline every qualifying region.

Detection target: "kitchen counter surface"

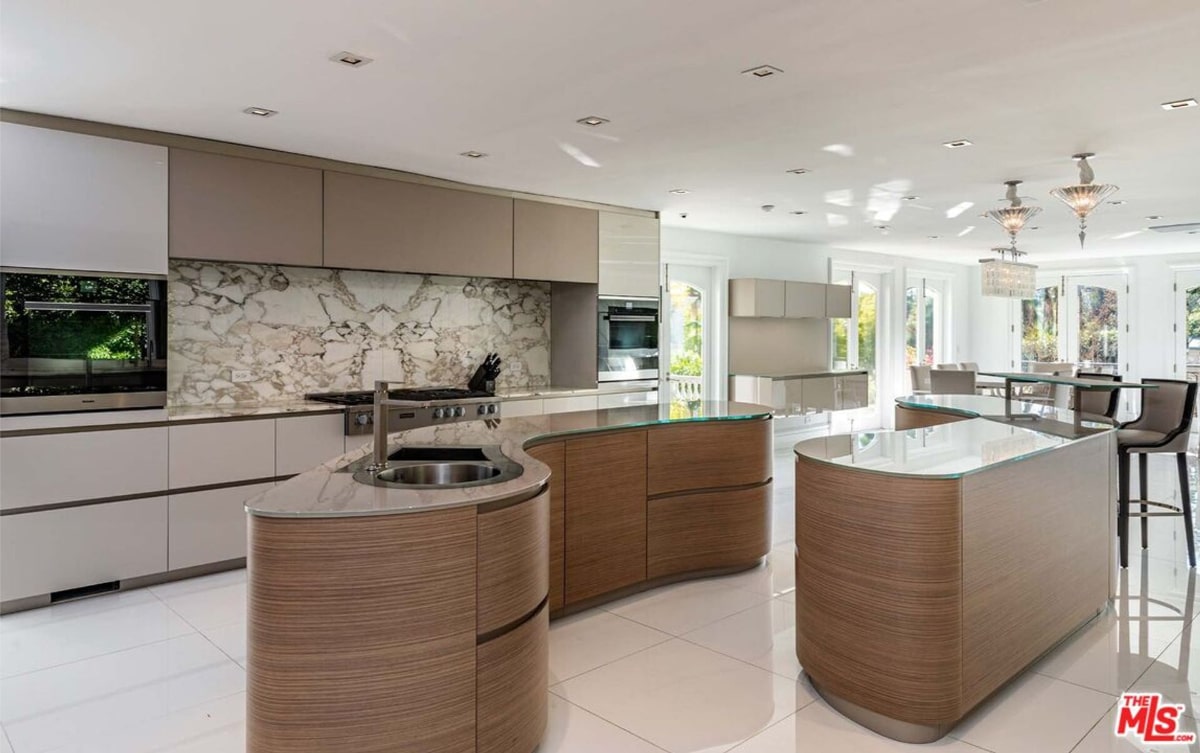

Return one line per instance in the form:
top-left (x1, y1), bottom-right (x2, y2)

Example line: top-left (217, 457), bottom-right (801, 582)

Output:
top-left (246, 400), bottom-right (771, 518)
top-left (166, 400), bottom-right (343, 421)
top-left (730, 369), bottom-right (868, 380)
top-left (497, 383), bottom-right (657, 399)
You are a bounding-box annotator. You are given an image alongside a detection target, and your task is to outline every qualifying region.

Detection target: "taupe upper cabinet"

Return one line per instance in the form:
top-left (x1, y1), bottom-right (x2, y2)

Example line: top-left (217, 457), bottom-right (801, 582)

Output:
top-left (729, 279), bottom-right (785, 317)
top-left (324, 171), bottom-right (514, 278)
top-left (784, 282), bottom-right (826, 318)
top-left (826, 284), bottom-right (853, 318)
top-left (599, 212), bottom-right (659, 297)
top-left (513, 199), bottom-right (598, 283)
top-left (169, 149), bottom-right (322, 266)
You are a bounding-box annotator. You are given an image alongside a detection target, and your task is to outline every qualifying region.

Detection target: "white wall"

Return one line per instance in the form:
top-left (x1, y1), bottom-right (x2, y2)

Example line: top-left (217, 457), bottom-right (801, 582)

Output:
top-left (661, 227), bottom-right (972, 420)
top-left (964, 252), bottom-right (1200, 384)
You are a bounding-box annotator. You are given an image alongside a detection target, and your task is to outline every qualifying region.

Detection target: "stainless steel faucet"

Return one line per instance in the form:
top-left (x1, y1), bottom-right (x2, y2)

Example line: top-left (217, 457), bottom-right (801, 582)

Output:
top-left (369, 380), bottom-right (405, 471)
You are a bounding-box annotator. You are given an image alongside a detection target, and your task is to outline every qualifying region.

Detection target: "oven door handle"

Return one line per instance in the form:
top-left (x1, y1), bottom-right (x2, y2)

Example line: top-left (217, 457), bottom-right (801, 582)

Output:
top-left (606, 314), bottom-right (658, 322)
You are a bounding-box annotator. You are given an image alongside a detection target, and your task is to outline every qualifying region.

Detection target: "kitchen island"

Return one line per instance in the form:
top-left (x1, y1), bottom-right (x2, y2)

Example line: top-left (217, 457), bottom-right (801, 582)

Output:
top-left (244, 401), bottom-right (773, 753)
top-left (793, 417), bottom-right (1114, 742)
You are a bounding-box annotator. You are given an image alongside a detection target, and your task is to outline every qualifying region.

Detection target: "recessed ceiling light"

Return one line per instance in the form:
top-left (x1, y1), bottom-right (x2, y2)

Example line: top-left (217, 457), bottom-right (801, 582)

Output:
top-left (1161, 98), bottom-right (1198, 110)
top-left (943, 139), bottom-right (973, 148)
top-left (927, 235), bottom-right (941, 240)
top-left (1146, 215), bottom-right (1163, 220)
top-left (785, 168), bottom-right (811, 175)
top-left (242, 107), bottom-right (277, 117)
top-left (1029, 226), bottom-right (1040, 230)
top-left (460, 150), bottom-right (488, 159)
top-left (668, 188), bottom-right (690, 195)
top-left (902, 195), bottom-right (920, 201)
top-left (1108, 200), bottom-right (1126, 205)
top-left (576, 116), bottom-right (610, 127)
top-left (331, 51), bottom-right (373, 68)
top-left (741, 64), bottom-right (783, 78)
top-left (790, 210), bottom-right (807, 215)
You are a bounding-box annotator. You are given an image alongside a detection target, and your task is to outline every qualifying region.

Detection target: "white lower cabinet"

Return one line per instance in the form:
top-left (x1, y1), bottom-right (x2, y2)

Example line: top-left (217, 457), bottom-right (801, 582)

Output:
top-left (275, 413), bottom-right (344, 475)
top-left (542, 395), bottom-right (599, 414)
top-left (596, 390), bottom-right (658, 410)
top-left (0, 426), bottom-right (168, 511)
top-left (168, 483), bottom-right (272, 570)
top-left (169, 419), bottom-right (275, 488)
top-left (1, 497), bottom-right (168, 602)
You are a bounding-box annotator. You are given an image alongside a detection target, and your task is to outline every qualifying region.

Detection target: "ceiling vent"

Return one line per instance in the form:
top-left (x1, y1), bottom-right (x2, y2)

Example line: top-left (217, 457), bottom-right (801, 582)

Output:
top-left (242, 107), bottom-right (277, 117)
top-left (1149, 222), bottom-right (1200, 234)
top-left (331, 51), bottom-right (373, 68)
top-left (741, 64), bottom-right (783, 78)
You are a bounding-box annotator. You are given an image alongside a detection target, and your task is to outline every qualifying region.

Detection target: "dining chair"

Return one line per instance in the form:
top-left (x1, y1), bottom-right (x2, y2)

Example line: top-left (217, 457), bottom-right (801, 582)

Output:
top-left (909, 365), bottom-right (931, 394)
top-left (930, 369), bottom-right (976, 395)
top-left (959, 362), bottom-right (980, 372)
top-left (1116, 379), bottom-right (1198, 568)
top-left (935, 363), bottom-right (960, 370)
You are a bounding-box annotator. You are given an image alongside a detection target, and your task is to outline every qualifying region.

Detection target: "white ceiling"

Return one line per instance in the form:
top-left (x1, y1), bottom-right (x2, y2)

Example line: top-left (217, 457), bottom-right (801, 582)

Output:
top-left (2, 0), bottom-right (1198, 263)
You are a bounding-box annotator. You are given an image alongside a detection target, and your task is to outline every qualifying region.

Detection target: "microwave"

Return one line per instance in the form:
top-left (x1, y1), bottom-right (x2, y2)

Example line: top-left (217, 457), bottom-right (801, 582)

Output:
top-left (598, 295), bottom-right (660, 383)
top-left (0, 268), bottom-right (168, 415)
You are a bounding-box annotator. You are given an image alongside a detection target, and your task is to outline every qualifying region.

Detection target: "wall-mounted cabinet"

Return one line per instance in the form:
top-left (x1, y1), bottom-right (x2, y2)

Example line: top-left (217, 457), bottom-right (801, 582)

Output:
top-left (0, 122), bottom-right (168, 274)
top-left (598, 212), bottom-right (659, 297)
top-left (514, 200), bottom-right (598, 283)
top-left (730, 278), bottom-right (853, 319)
top-left (729, 372), bottom-right (870, 413)
top-left (729, 278), bottom-right (785, 318)
top-left (324, 171), bottom-right (515, 278)
top-left (169, 149), bottom-right (323, 266)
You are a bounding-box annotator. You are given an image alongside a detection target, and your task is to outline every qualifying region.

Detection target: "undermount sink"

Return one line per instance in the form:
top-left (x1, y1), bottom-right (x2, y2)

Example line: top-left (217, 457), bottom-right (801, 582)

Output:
top-left (376, 462), bottom-right (502, 486)
top-left (349, 445), bottom-right (523, 489)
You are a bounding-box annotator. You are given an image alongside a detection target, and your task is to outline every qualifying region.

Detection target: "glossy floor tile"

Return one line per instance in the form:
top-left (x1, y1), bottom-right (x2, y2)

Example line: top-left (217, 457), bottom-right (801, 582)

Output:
top-left (1, 633), bottom-right (244, 753)
top-left (606, 579), bottom-right (772, 636)
top-left (540, 693), bottom-right (667, 753)
top-left (683, 597), bottom-right (800, 680)
top-left (549, 608), bottom-right (671, 684)
top-left (552, 638), bottom-right (814, 753)
top-left (951, 671), bottom-right (1117, 753)
top-left (730, 699), bottom-right (989, 752)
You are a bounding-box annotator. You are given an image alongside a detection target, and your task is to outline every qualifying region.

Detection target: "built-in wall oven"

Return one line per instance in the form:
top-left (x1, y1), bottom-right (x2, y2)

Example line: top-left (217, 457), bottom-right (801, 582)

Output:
top-left (597, 295), bottom-right (660, 384)
top-left (0, 268), bottom-right (168, 415)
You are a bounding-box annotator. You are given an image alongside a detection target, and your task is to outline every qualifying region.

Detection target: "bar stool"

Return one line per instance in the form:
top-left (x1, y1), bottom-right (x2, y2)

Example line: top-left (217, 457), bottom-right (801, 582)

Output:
top-left (1072, 371), bottom-right (1121, 425)
top-left (909, 365), bottom-right (931, 394)
top-left (930, 369), bottom-right (976, 395)
top-left (1117, 379), bottom-right (1198, 568)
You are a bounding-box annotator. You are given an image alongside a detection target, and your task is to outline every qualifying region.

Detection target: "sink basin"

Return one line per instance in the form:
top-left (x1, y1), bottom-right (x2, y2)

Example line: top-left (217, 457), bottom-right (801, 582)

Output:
top-left (375, 462), bottom-right (501, 486)
top-left (348, 445), bottom-right (523, 489)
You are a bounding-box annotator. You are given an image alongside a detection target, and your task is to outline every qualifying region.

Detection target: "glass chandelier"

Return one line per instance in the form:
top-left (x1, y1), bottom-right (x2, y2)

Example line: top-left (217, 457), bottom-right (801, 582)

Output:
top-left (980, 247), bottom-right (1037, 298)
top-left (1049, 153), bottom-right (1119, 247)
top-left (985, 180), bottom-right (1042, 247)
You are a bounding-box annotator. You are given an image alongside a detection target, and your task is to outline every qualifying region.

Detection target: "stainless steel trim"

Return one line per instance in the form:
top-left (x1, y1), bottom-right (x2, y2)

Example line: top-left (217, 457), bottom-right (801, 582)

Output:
top-left (24, 301), bottom-right (154, 313)
top-left (599, 294), bottom-right (660, 302)
top-left (0, 391), bottom-right (166, 416)
top-left (606, 314), bottom-right (657, 322)
top-left (0, 266), bottom-right (168, 281)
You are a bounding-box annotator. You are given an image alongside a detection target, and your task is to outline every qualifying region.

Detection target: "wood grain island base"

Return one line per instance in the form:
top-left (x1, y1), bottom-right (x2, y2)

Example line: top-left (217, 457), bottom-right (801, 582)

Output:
top-left (245, 402), bottom-right (773, 753)
top-left (793, 418), bottom-right (1114, 742)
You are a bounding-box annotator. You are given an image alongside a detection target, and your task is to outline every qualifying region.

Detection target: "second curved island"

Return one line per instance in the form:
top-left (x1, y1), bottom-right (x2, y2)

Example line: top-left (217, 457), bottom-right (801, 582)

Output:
top-left (244, 401), bottom-right (773, 753)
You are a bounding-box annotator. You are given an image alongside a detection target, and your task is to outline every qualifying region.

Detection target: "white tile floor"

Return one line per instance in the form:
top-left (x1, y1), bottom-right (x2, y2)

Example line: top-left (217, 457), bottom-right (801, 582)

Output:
top-left (2, 447), bottom-right (1199, 752)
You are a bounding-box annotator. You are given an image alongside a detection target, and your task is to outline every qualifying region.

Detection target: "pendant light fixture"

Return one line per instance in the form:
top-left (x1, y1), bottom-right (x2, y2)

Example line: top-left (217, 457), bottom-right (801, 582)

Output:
top-left (1049, 153), bottom-right (1119, 247)
top-left (985, 180), bottom-right (1042, 251)
top-left (980, 247), bottom-right (1037, 299)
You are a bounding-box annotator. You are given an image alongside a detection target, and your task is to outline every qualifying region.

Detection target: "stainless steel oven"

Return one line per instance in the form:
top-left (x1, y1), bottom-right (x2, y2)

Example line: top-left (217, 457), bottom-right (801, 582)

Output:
top-left (598, 295), bottom-right (660, 383)
top-left (1, 268), bottom-right (168, 415)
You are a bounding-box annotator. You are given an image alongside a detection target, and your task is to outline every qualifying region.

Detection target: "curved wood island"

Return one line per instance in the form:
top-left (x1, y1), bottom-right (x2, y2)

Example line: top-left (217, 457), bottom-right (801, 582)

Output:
top-left (244, 402), bottom-right (772, 753)
top-left (793, 414), bottom-right (1115, 742)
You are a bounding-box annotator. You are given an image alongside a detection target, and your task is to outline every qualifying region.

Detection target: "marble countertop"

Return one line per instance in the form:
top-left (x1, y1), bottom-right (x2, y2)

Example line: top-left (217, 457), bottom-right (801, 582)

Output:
top-left (246, 401), bottom-right (772, 518)
top-left (497, 383), bottom-right (658, 399)
top-left (730, 370), bottom-right (869, 380)
top-left (166, 400), bottom-right (343, 421)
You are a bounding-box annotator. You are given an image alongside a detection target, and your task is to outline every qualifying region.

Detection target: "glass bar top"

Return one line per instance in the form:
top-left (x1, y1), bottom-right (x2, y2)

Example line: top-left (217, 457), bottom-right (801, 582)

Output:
top-left (895, 394), bottom-right (1114, 438)
top-left (794, 417), bottom-right (1101, 479)
top-left (979, 372), bottom-right (1156, 390)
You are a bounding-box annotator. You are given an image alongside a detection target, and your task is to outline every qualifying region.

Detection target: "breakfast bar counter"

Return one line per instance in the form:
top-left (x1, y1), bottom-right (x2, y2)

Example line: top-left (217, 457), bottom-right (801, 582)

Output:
top-left (244, 401), bottom-right (773, 753)
top-left (793, 419), bottom-right (1115, 742)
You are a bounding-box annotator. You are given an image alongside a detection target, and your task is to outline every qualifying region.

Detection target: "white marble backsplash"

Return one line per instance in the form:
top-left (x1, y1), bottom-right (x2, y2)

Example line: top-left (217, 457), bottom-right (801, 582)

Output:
top-left (167, 261), bottom-right (551, 406)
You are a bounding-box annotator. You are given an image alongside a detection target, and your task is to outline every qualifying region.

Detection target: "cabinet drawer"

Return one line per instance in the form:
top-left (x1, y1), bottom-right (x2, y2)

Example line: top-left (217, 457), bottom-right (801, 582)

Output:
top-left (477, 491), bottom-right (549, 635)
top-left (169, 419), bottom-right (275, 488)
top-left (525, 443), bottom-right (565, 612)
top-left (477, 602), bottom-right (549, 753)
top-left (0, 427), bottom-right (168, 510)
top-left (1, 497), bottom-right (168, 601)
top-left (647, 419), bottom-right (771, 496)
top-left (275, 413), bottom-right (345, 476)
top-left (648, 484), bottom-right (771, 578)
top-left (168, 483), bottom-right (272, 570)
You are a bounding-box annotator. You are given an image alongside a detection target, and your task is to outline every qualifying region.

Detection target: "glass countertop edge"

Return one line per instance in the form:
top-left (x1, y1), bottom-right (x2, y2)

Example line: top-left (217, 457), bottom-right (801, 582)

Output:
top-left (894, 396), bottom-right (982, 418)
top-left (521, 409), bottom-right (773, 446)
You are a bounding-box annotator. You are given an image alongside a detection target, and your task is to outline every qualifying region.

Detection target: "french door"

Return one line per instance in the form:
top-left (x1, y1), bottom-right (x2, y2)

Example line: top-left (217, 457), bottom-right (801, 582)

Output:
top-left (664, 263), bottom-right (716, 402)
top-left (1173, 270), bottom-right (1200, 382)
top-left (1022, 273), bottom-right (1127, 376)
top-left (831, 270), bottom-right (881, 407)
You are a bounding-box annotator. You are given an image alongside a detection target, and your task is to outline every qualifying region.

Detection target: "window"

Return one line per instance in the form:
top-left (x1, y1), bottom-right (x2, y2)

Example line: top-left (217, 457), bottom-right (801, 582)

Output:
top-left (905, 279), bottom-right (944, 366)
top-left (1021, 286), bottom-right (1059, 369)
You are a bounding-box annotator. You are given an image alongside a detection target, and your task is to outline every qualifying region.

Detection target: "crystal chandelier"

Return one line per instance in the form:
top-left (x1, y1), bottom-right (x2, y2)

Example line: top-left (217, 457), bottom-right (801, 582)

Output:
top-left (1049, 153), bottom-right (1119, 247)
top-left (980, 247), bottom-right (1037, 298)
top-left (985, 180), bottom-right (1041, 250)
